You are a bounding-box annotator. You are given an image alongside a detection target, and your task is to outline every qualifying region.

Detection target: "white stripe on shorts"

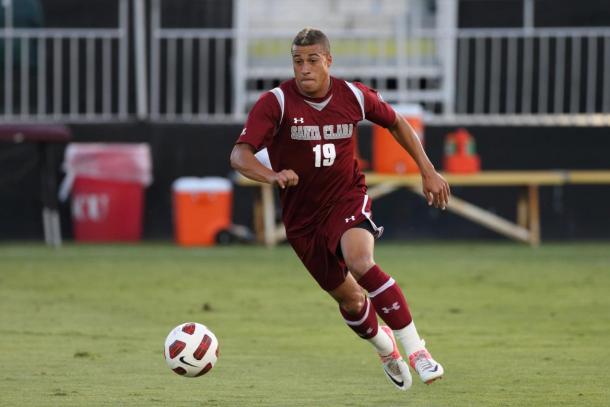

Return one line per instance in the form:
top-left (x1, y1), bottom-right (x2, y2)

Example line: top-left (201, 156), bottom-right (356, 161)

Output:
top-left (361, 194), bottom-right (384, 238)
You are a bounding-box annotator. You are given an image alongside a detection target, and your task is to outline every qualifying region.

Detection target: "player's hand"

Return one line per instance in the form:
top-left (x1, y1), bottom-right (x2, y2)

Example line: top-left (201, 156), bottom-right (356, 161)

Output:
top-left (272, 169), bottom-right (299, 189)
top-left (422, 171), bottom-right (450, 210)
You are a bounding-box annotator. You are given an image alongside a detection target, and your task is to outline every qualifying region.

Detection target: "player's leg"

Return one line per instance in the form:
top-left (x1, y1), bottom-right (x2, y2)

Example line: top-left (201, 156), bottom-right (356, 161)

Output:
top-left (327, 274), bottom-right (388, 350)
top-left (340, 226), bottom-right (413, 330)
top-left (287, 233), bottom-right (391, 357)
top-left (340, 225), bottom-right (444, 384)
top-left (328, 274), bottom-right (411, 391)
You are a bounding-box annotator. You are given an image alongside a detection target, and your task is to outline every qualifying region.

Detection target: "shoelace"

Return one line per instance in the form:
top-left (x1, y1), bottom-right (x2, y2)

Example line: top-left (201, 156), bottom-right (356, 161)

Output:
top-left (413, 352), bottom-right (436, 373)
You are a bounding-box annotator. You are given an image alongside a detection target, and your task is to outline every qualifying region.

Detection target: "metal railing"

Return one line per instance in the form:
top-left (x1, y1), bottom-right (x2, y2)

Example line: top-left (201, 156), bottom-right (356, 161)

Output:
top-left (144, 0), bottom-right (610, 126)
top-left (443, 27), bottom-right (610, 126)
top-left (148, 0), bottom-right (234, 122)
top-left (1, 0), bottom-right (130, 123)
top-left (2, 0), bottom-right (610, 126)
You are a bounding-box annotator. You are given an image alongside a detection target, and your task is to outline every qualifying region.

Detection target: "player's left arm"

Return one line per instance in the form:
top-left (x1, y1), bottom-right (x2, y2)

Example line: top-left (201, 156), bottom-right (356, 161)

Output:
top-left (387, 115), bottom-right (450, 209)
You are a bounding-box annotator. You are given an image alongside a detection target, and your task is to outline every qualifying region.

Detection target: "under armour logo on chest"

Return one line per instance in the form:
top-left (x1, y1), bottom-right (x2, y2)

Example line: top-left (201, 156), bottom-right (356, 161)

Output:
top-left (345, 215), bottom-right (356, 223)
top-left (293, 117), bottom-right (304, 124)
top-left (381, 302), bottom-right (401, 314)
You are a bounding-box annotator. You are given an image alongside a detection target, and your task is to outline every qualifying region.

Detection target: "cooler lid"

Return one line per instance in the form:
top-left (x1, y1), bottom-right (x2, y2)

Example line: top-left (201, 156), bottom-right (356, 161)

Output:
top-left (172, 177), bottom-right (232, 193)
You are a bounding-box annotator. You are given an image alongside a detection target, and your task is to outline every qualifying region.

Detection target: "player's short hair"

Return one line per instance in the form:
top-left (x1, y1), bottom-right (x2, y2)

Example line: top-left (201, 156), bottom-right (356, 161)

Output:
top-left (292, 28), bottom-right (330, 54)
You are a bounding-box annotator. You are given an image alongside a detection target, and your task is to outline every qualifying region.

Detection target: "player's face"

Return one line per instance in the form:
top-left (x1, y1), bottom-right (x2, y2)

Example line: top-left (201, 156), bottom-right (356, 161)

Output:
top-left (291, 44), bottom-right (332, 98)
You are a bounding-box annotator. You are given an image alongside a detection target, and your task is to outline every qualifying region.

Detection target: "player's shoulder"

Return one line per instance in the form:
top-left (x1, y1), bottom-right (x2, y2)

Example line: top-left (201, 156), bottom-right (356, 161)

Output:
top-left (330, 76), bottom-right (360, 92)
top-left (253, 86), bottom-right (285, 111)
top-left (346, 80), bottom-right (380, 97)
top-left (342, 79), bottom-right (388, 109)
top-left (260, 78), bottom-right (296, 106)
top-left (333, 78), bottom-right (373, 101)
top-left (331, 77), bottom-right (369, 114)
top-left (247, 87), bottom-right (284, 123)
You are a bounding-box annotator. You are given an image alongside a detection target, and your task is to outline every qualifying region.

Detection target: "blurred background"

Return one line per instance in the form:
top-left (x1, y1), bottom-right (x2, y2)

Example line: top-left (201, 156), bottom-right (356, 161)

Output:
top-left (1, 0), bottom-right (609, 246)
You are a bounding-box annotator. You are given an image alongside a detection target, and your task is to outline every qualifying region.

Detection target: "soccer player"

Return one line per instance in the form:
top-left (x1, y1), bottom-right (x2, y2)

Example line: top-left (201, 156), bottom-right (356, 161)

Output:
top-left (230, 28), bottom-right (450, 391)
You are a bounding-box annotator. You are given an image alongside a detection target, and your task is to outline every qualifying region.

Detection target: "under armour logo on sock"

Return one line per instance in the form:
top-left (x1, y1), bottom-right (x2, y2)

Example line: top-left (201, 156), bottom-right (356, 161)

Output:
top-left (345, 215), bottom-right (356, 223)
top-left (381, 302), bottom-right (401, 314)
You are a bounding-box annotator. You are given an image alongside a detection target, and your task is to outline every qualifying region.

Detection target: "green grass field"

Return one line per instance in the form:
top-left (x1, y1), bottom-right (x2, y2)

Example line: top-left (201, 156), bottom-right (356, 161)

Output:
top-left (1, 242), bottom-right (609, 406)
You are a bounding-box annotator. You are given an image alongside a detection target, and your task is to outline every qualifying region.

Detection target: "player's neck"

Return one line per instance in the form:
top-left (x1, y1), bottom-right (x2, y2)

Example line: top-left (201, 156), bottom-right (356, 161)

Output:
top-left (296, 77), bottom-right (332, 99)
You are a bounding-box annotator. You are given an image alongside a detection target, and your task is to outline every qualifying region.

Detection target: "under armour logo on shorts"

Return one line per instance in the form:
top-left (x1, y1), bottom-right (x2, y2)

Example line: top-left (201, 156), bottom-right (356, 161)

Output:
top-left (345, 215), bottom-right (356, 223)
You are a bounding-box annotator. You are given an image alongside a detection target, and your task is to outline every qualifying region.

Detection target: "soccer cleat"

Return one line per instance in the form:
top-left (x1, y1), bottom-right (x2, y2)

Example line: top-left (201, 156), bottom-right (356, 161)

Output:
top-left (408, 346), bottom-right (444, 384)
top-left (378, 326), bottom-right (412, 391)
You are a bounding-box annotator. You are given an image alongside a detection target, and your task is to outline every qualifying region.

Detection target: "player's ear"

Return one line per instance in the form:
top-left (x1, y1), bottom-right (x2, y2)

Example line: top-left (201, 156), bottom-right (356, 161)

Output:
top-left (325, 53), bottom-right (333, 67)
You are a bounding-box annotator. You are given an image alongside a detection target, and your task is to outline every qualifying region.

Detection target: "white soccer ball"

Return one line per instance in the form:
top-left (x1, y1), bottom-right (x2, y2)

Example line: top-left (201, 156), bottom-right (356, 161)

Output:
top-left (164, 322), bottom-right (219, 377)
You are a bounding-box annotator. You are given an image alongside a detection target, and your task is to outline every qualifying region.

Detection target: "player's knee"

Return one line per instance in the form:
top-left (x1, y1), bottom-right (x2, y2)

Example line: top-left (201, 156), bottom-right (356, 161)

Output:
top-left (339, 291), bottom-right (366, 315)
top-left (345, 255), bottom-right (375, 279)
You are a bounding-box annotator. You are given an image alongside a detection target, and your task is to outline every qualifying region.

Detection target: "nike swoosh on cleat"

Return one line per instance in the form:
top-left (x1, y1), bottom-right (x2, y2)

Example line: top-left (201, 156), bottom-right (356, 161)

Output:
top-left (384, 369), bottom-right (404, 388)
top-left (179, 356), bottom-right (197, 367)
top-left (431, 365), bottom-right (439, 372)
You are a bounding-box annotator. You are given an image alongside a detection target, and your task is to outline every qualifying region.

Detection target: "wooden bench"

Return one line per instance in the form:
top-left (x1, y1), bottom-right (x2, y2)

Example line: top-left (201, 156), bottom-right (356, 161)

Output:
top-left (235, 170), bottom-right (610, 247)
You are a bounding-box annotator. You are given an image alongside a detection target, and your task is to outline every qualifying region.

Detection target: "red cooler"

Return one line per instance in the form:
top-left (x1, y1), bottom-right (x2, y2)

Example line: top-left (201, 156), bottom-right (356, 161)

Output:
top-left (72, 178), bottom-right (144, 241)
top-left (62, 143), bottom-right (152, 242)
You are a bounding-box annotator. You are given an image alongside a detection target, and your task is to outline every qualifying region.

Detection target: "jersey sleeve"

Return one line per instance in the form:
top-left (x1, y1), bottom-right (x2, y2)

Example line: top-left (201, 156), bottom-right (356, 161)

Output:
top-left (236, 91), bottom-right (282, 151)
top-left (353, 82), bottom-right (396, 128)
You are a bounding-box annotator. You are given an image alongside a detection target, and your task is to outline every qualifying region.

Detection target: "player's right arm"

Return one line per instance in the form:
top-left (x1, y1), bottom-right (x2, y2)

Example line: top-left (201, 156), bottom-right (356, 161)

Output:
top-left (230, 91), bottom-right (299, 189)
top-left (230, 143), bottom-right (298, 189)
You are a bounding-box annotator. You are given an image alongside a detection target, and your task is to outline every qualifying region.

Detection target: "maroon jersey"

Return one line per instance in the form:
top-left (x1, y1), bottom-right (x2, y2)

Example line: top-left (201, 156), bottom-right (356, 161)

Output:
top-left (237, 77), bottom-right (396, 238)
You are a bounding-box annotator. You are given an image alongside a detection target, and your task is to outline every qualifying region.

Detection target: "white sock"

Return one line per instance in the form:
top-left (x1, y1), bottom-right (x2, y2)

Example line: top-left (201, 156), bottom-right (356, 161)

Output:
top-left (367, 328), bottom-right (394, 356)
top-left (394, 321), bottom-right (425, 356)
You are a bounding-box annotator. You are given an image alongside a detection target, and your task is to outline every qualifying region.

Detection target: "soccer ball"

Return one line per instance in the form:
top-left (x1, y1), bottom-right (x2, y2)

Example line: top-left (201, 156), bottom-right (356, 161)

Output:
top-left (164, 322), bottom-right (219, 377)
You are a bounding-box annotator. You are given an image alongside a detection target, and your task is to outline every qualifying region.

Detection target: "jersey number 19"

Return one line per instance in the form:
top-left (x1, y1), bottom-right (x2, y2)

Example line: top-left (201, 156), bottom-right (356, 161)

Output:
top-left (313, 143), bottom-right (336, 167)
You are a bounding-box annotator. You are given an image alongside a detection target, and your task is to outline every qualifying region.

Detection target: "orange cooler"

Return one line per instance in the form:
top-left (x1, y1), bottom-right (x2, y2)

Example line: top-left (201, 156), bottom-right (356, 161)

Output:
top-left (373, 104), bottom-right (424, 174)
top-left (173, 177), bottom-right (232, 246)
